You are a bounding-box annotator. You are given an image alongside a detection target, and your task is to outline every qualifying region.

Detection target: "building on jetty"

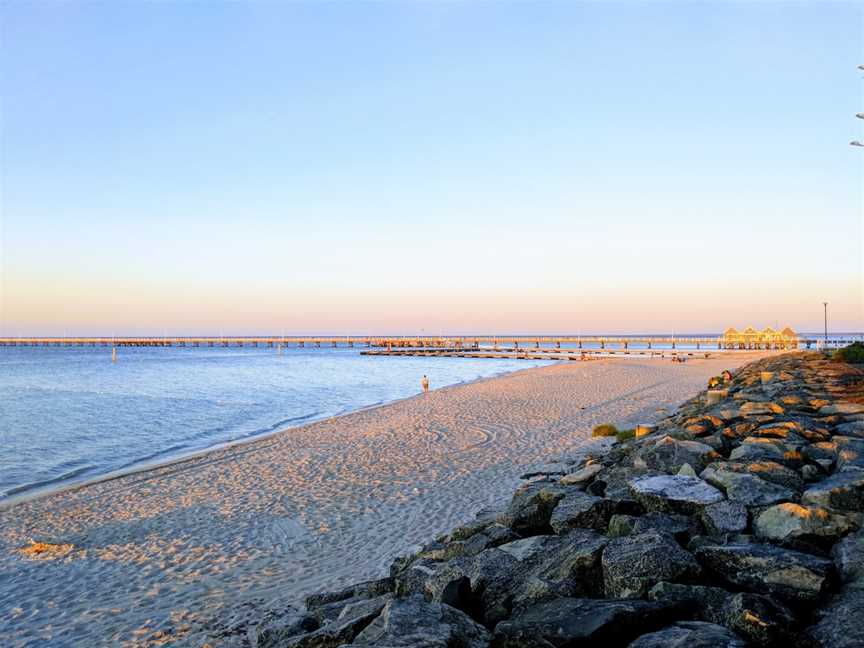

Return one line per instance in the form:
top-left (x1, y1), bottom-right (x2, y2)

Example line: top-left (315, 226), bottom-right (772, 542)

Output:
top-left (721, 326), bottom-right (798, 349)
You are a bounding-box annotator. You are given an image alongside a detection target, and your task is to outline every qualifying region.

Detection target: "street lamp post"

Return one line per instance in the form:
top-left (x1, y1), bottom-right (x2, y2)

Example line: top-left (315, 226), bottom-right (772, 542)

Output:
top-left (823, 302), bottom-right (828, 346)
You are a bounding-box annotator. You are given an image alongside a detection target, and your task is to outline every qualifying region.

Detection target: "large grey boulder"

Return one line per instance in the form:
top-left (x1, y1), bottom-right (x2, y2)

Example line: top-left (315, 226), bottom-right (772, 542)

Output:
top-left (832, 529), bottom-right (864, 588)
top-left (647, 582), bottom-right (730, 624)
top-left (254, 612), bottom-right (319, 648)
top-left (728, 438), bottom-right (801, 466)
top-left (738, 402), bottom-right (782, 416)
top-left (350, 596), bottom-right (490, 648)
top-left (807, 589), bottom-right (864, 648)
top-left (596, 466), bottom-right (663, 500)
top-left (700, 501), bottom-right (748, 536)
top-left (627, 621), bottom-right (746, 648)
top-left (305, 578), bottom-right (394, 610)
top-left (802, 470), bottom-right (864, 512)
top-left (499, 482), bottom-right (568, 535)
top-left (258, 606), bottom-right (379, 648)
top-left (309, 594), bottom-right (392, 625)
top-left (629, 475), bottom-right (724, 514)
top-left (425, 524), bottom-right (518, 561)
top-left (560, 463), bottom-right (603, 486)
top-left (608, 512), bottom-right (698, 543)
top-left (526, 529), bottom-right (608, 588)
top-left (430, 530), bottom-right (609, 625)
top-left (694, 542), bottom-right (833, 602)
top-left (602, 531), bottom-right (701, 598)
top-left (700, 460), bottom-right (803, 491)
top-left (754, 503), bottom-right (855, 546)
top-left (835, 420), bottom-right (864, 436)
top-left (639, 436), bottom-right (720, 474)
top-left (492, 597), bottom-right (682, 647)
top-left (819, 403), bottom-right (864, 415)
top-left (549, 491), bottom-right (617, 533)
top-left (700, 466), bottom-right (796, 506)
top-left (834, 437), bottom-right (864, 471)
top-left (803, 442), bottom-right (839, 468)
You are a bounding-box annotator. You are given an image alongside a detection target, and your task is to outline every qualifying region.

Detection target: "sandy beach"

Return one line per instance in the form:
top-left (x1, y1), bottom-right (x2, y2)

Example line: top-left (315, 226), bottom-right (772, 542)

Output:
top-left (0, 354), bottom-right (765, 647)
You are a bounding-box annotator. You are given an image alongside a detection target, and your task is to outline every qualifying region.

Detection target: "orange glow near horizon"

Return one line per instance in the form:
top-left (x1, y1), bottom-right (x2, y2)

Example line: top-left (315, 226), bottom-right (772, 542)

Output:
top-left (3, 272), bottom-right (861, 336)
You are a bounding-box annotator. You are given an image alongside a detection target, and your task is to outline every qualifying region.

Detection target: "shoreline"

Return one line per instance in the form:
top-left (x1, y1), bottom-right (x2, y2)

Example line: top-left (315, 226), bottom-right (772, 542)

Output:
top-left (0, 351), bottom-right (768, 511)
top-left (0, 359), bottom-right (554, 511)
top-left (0, 353), bottom-right (768, 647)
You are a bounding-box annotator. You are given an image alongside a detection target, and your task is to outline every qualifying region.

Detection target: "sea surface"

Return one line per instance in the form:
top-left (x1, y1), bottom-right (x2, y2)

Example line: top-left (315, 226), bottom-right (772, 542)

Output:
top-left (0, 346), bottom-right (552, 501)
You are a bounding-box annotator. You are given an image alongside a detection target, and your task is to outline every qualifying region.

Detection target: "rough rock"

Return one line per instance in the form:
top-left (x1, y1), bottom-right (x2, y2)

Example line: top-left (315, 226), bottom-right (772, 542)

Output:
top-left (754, 503), bottom-right (855, 547)
top-left (491, 597), bottom-right (682, 647)
top-left (519, 462), bottom-right (570, 480)
top-left (647, 582), bottom-right (730, 624)
top-left (310, 594), bottom-right (391, 625)
top-left (549, 491), bottom-right (618, 533)
top-left (704, 460), bottom-right (804, 491)
top-left (560, 463), bottom-right (602, 486)
top-left (596, 466), bottom-right (663, 500)
top-left (608, 512), bottom-right (698, 543)
top-left (832, 529), bottom-right (864, 588)
top-left (803, 442), bottom-right (838, 469)
top-left (695, 542), bottom-right (834, 601)
top-left (677, 463), bottom-right (698, 477)
top-left (721, 592), bottom-right (797, 647)
top-left (639, 436), bottom-right (720, 474)
top-left (701, 501), bottom-right (748, 536)
top-left (441, 531), bottom-right (609, 625)
top-left (836, 420), bottom-right (864, 436)
top-left (350, 596), bottom-right (490, 648)
top-left (728, 438), bottom-right (802, 466)
top-left (258, 607), bottom-right (379, 648)
top-left (834, 437), bottom-right (864, 471)
top-left (499, 482), bottom-right (568, 535)
top-left (305, 578), bottom-right (394, 610)
top-left (807, 589), bottom-right (864, 648)
top-left (628, 621), bottom-right (746, 648)
top-left (629, 475), bottom-right (724, 514)
top-left (802, 470), bottom-right (864, 512)
top-left (602, 531), bottom-right (701, 598)
top-left (254, 612), bottom-right (319, 648)
top-left (820, 403), bottom-right (864, 415)
top-left (739, 402), bottom-right (783, 416)
top-left (701, 464), bottom-right (796, 507)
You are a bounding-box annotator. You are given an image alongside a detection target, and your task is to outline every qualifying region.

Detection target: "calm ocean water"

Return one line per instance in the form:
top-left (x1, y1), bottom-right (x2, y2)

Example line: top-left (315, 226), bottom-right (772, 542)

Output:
top-left (2, 335), bottom-right (859, 502)
top-left (0, 346), bottom-right (552, 501)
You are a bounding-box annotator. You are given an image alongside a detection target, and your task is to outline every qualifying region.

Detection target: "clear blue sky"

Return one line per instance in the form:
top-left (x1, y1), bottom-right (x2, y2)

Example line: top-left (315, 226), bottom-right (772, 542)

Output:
top-left (1, 1), bottom-right (862, 335)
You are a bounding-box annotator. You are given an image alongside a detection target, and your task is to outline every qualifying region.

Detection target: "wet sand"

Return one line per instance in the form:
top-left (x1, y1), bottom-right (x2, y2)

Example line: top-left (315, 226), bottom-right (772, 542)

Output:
top-left (0, 354), bottom-right (765, 646)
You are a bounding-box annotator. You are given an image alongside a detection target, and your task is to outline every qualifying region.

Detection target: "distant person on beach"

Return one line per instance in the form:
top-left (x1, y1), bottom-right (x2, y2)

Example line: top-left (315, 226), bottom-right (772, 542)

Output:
top-left (421, 375), bottom-right (429, 393)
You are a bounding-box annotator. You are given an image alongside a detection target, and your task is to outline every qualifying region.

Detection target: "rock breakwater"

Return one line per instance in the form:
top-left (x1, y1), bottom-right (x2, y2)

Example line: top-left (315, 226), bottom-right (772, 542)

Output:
top-left (251, 353), bottom-right (864, 647)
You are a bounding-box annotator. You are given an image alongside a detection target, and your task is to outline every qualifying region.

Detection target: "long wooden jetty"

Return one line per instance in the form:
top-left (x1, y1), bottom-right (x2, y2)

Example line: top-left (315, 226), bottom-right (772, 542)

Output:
top-left (0, 335), bottom-right (855, 350)
top-left (361, 347), bottom-right (714, 361)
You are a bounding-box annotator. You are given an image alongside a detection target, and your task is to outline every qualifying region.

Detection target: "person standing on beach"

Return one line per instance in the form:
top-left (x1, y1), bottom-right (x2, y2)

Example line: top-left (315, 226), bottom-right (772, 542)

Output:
top-left (421, 375), bottom-right (429, 393)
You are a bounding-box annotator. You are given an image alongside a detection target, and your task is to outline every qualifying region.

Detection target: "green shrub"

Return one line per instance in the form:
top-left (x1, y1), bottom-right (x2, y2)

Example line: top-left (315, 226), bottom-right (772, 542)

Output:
top-left (835, 342), bottom-right (864, 364)
top-left (616, 429), bottom-right (636, 442)
top-left (592, 423), bottom-right (618, 437)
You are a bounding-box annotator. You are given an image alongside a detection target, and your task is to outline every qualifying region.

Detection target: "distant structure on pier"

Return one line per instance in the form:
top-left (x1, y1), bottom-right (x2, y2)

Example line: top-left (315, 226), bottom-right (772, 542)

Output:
top-left (721, 326), bottom-right (798, 349)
